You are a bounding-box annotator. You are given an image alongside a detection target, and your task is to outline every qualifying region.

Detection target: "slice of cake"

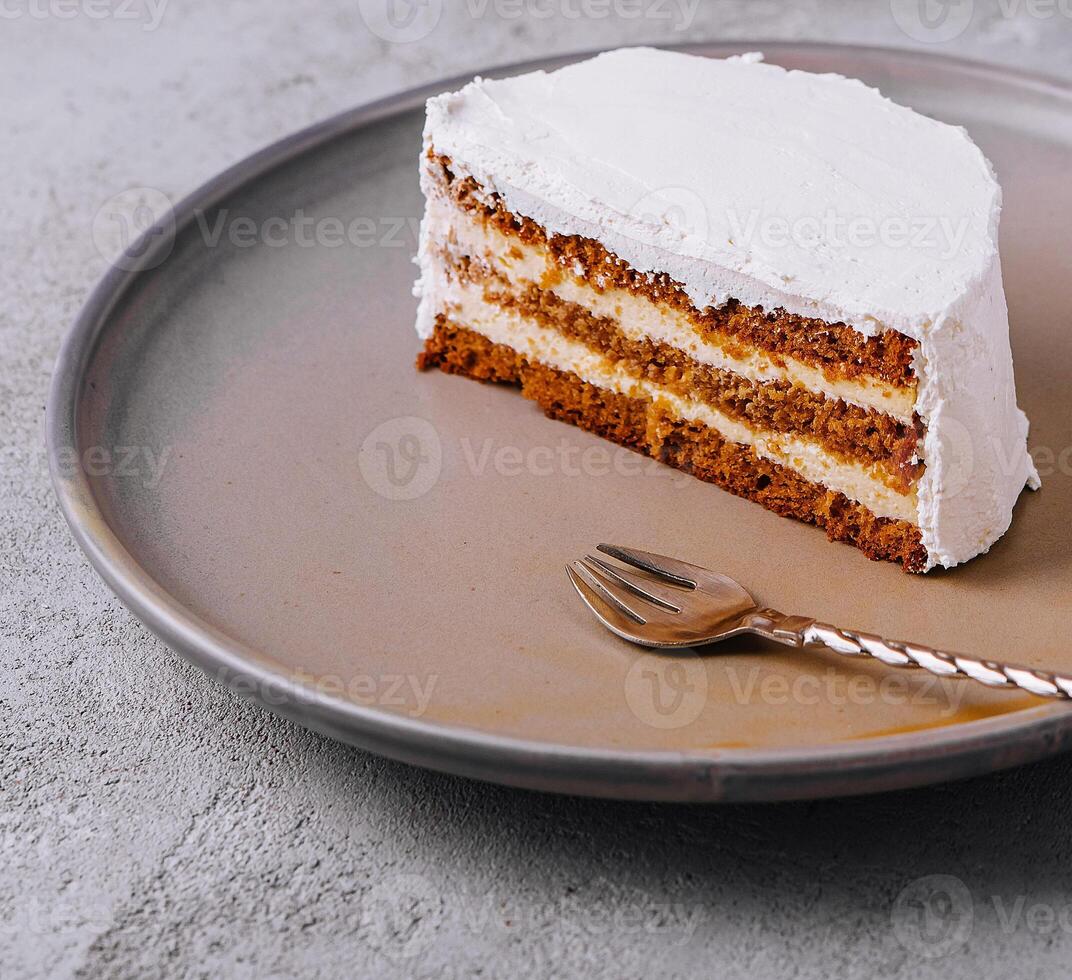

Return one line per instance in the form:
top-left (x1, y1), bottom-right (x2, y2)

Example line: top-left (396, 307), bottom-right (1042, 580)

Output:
top-left (413, 48), bottom-right (1039, 572)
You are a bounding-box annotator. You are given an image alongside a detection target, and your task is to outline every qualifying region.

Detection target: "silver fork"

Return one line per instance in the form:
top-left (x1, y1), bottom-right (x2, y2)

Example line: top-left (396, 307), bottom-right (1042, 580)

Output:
top-left (567, 544), bottom-right (1072, 701)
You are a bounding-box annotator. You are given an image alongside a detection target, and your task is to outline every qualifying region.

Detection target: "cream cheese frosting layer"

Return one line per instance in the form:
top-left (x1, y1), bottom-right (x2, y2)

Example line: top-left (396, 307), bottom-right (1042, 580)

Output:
top-left (424, 196), bottom-right (917, 422)
top-left (415, 47), bottom-right (1039, 569)
top-left (435, 274), bottom-right (917, 524)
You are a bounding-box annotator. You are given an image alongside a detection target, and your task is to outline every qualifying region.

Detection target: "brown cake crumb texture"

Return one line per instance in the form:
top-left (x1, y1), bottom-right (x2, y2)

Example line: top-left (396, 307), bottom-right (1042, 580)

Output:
top-left (441, 251), bottom-right (922, 492)
top-left (419, 319), bottom-right (927, 572)
top-left (430, 153), bottom-right (919, 390)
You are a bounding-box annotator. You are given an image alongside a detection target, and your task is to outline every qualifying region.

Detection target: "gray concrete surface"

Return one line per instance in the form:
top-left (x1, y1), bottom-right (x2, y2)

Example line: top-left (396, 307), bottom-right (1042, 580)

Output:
top-left (4, 1), bottom-right (1072, 977)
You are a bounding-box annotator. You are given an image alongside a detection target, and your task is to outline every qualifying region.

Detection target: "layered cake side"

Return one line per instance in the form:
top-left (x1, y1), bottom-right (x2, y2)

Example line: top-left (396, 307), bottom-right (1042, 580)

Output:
top-left (413, 48), bottom-right (1039, 571)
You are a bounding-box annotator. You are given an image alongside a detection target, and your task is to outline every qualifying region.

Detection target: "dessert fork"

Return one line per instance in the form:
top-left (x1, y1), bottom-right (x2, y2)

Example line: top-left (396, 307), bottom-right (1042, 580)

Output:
top-left (567, 544), bottom-right (1072, 700)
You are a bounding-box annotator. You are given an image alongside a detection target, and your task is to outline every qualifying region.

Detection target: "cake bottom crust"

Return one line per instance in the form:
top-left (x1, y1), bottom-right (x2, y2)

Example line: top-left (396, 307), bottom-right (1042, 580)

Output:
top-left (419, 318), bottom-right (927, 572)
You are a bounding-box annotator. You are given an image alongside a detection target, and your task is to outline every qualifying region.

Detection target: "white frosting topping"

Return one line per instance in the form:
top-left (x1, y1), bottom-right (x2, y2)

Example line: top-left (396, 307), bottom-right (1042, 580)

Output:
top-left (416, 47), bottom-right (1038, 569)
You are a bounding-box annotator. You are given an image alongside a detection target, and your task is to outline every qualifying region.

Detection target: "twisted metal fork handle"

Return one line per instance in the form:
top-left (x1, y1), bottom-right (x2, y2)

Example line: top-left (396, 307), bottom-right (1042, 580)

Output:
top-left (801, 621), bottom-right (1072, 701)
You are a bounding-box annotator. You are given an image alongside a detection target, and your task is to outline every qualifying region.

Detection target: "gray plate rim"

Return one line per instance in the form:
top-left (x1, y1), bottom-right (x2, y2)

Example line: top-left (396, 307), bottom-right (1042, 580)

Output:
top-left (47, 42), bottom-right (1072, 802)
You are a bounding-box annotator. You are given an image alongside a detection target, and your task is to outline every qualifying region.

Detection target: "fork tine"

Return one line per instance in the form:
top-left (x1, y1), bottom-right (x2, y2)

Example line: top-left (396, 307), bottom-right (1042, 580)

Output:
top-left (595, 544), bottom-right (700, 588)
top-left (567, 562), bottom-right (647, 625)
top-left (581, 555), bottom-right (683, 612)
top-left (580, 558), bottom-right (688, 630)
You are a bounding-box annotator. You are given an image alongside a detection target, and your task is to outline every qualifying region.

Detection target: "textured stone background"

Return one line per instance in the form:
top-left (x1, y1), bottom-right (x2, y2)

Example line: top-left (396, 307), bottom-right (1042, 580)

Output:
top-left (4, 1), bottom-right (1072, 977)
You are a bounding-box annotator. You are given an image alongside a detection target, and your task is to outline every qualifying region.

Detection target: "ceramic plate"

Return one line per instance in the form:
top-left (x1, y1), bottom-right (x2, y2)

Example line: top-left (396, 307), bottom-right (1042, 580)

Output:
top-left (49, 44), bottom-right (1072, 801)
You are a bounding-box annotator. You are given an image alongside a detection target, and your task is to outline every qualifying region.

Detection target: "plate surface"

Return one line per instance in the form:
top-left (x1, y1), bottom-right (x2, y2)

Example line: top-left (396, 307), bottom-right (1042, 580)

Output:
top-left (49, 43), bottom-right (1072, 801)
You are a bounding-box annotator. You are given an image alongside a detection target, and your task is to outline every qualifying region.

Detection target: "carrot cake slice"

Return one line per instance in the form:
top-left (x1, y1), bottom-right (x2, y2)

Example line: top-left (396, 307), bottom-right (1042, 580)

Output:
top-left (413, 47), bottom-right (1039, 572)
